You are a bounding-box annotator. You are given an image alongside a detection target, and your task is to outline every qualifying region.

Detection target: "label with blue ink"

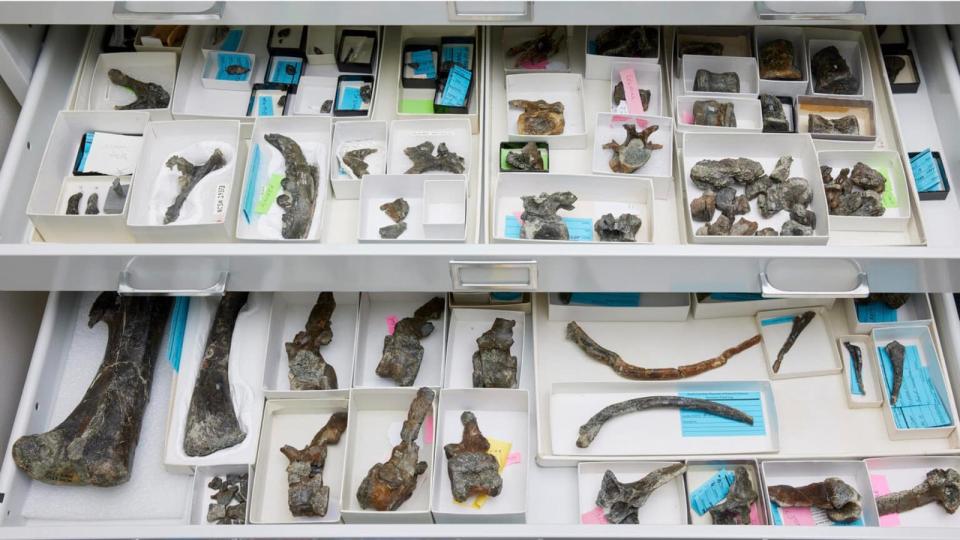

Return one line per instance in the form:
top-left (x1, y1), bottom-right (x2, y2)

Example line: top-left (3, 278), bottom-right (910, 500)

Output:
top-left (678, 391), bottom-right (766, 437)
top-left (410, 49), bottom-right (436, 79)
top-left (439, 65), bottom-right (472, 107)
top-left (856, 300), bottom-right (899, 323)
top-left (339, 86), bottom-right (363, 110)
top-left (442, 45), bottom-right (471, 69)
top-left (690, 468), bottom-right (735, 515)
top-left (910, 149), bottom-right (944, 192)
top-left (258, 95), bottom-right (275, 116)
top-left (878, 343), bottom-right (951, 429)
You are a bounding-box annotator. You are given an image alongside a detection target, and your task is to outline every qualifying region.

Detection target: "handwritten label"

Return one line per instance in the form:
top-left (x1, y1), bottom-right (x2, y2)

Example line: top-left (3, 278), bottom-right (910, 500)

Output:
top-left (76, 132), bottom-right (143, 176)
top-left (255, 173), bottom-right (284, 214)
top-left (385, 315), bottom-right (398, 335)
top-left (856, 300), bottom-right (899, 323)
top-left (442, 44), bottom-right (471, 69)
top-left (678, 391), bottom-right (766, 437)
top-left (871, 474), bottom-right (901, 527)
top-left (220, 28), bottom-right (243, 51)
top-left (339, 86), bottom-right (363, 111)
top-left (519, 57), bottom-right (549, 70)
top-left (911, 150), bottom-right (944, 192)
top-left (439, 65), bottom-right (472, 107)
top-left (257, 95), bottom-right (275, 116)
top-left (566, 293), bottom-right (641, 307)
top-left (881, 171), bottom-right (898, 208)
top-left (214, 183), bottom-right (227, 219)
top-left (410, 49), bottom-right (436, 79)
top-left (618, 68), bottom-right (645, 114)
top-left (760, 315), bottom-right (799, 327)
top-left (581, 506), bottom-right (608, 524)
top-left (505, 451), bottom-right (522, 466)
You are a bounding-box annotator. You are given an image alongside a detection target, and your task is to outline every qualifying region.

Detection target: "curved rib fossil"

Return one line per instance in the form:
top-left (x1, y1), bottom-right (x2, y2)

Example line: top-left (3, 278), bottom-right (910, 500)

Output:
top-left (566, 321), bottom-right (761, 380)
top-left (577, 395), bottom-right (754, 448)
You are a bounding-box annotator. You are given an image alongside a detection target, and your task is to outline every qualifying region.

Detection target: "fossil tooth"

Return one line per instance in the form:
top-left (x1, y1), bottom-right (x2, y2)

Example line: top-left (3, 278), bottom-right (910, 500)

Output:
top-left (403, 141), bottom-right (466, 174)
top-left (107, 68), bottom-right (170, 110)
top-left (603, 124), bottom-right (662, 174)
top-left (376, 297), bottom-right (445, 386)
top-left (596, 464), bottom-right (686, 524)
top-left (844, 342), bottom-right (865, 395)
top-left (472, 318), bottom-right (518, 388)
top-left (771, 310), bottom-right (816, 373)
top-left (163, 148), bottom-right (227, 225)
top-left (66, 192), bottom-right (82, 215)
top-left (811, 45), bottom-right (860, 95)
top-left (768, 477), bottom-right (863, 523)
top-left (594, 213), bottom-right (642, 242)
top-left (509, 99), bottom-right (565, 136)
top-left (84, 192), bottom-right (100, 215)
top-left (710, 467), bottom-right (759, 525)
top-left (444, 411), bottom-right (503, 502)
top-left (286, 292), bottom-right (338, 391)
top-left (265, 133), bottom-right (320, 240)
top-left (876, 468), bottom-right (960, 516)
top-left (885, 340), bottom-right (906, 405)
top-left (505, 141), bottom-right (545, 171)
top-left (693, 69), bottom-right (740, 93)
top-left (282, 412), bottom-right (348, 517)
top-left (520, 191), bottom-right (577, 240)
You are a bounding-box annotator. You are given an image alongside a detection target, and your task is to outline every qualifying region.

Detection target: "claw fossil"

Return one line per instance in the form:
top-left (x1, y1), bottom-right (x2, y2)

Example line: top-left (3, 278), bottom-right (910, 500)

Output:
top-left (876, 468), bottom-right (960, 516)
top-left (286, 292), bottom-right (338, 391)
top-left (265, 133), bottom-right (320, 239)
top-left (596, 464), bottom-right (686, 524)
top-left (771, 310), bottom-right (816, 373)
top-left (107, 68), bottom-right (170, 110)
top-left (163, 148), bottom-right (227, 224)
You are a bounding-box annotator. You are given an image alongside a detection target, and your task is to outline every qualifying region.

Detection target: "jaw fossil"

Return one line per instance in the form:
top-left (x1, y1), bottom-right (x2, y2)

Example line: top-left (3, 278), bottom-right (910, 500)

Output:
top-left (771, 310), bottom-right (816, 373)
top-left (107, 68), bottom-right (170, 110)
top-left (281, 412), bottom-right (348, 517)
top-left (164, 148), bottom-right (227, 224)
top-left (286, 292), bottom-right (338, 391)
top-left (265, 133), bottom-right (320, 239)
top-left (876, 468), bottom-right (960, 516)
top-left (596, 463), bottom-right (686, 524)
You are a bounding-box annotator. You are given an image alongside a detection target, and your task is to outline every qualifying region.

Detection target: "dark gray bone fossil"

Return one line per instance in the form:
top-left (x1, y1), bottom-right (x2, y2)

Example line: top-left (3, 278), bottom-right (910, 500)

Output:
top-left (884, 55), bottom-right (906, 81)
top-left (357, 387), bottom-right (435, 510)
top-left (506, 27), bottom-right (566, 68)
top-left (594, 213), bottom-right (642, 242)
top-left (207, 473), bottom-right (248, 524)
top-left (108, 68), bottom-right (170, 110)
top-left (184, 292), bottom-right (249, 457)
top-left (472, 318), bottom-right (518, 388)
top-left (844, 342), bottom-right (865, 395)
top-left (603, 124), bottom-right (662, 174)
top-left (715, 186), bottom-right (749, 219)
top-left (163, 148), bottom-right (227, 225)
top-left (342, 148), bottom-right (378, 178)
top-left (690, 158), bottom-right (764, 191)
top-left (379, 222), bottom-right (408, 239)
top-left (851, 162), bottom-right (886, 192)
top-left (693, 69), bottom-right (740, 93)
top-left (286, 292), bottom-right (338, 391)
top-left (862, 293), bottom-right (910, 310)
top-left (404, 141), bottom-right (466, 174)
top-left (809, 114), bottom-right (860, 135)
top-left (84, 192), bottom-right (100, 215)
top-left (104, 178), bottom-right (128, 214)
top-left (594, 26), bottom-right (658, 58)
top-left (770, 156), bottom-right (793, 183)
top-left (696, 214), bottom-right (732, 236)
top-left (509, 99), bottom-right (565, 136)
top-left (760, 94), bottom-right (790, 133)
top-left (376, 297), bottom-right (445, 386)
top-left (710, 467), bottom-right (759, 525)
top-left (520, 191), bottom-right (577, 240)
top-left (281, 411), bottom-right (348, 517)
top-left (596, 464), bottom-right (686, 524)
top-left (679, 41), bottom-right (723, 57)
top-left (759, 39), bottom-right (801, 80)
top-left (693, 100), bottom-right (736, 127)
top-left (771, 310), bottom-right (815, 373)
top-left (577, 395), bottom-right (754, 448)
top-left (876, 468), bottom-right (960, 516)
top-left (612, 82), bottom-right (651, 110)
top-left (885, 340), bottom-right (906, 405)
top-left (768, 477), bottom-right (863, 523)
top-left (265, 133), bottom-right (320, 239)
top-left (444, 411), bottom-right (503, 502)
top-left (811, 45), bottom-right (860, 95)
top-left (12, 293), bottom-right (172, 486)
top-left (66, 192), bottom-right (82, 215)
top-left (505, 141), bottom-right (545, 171)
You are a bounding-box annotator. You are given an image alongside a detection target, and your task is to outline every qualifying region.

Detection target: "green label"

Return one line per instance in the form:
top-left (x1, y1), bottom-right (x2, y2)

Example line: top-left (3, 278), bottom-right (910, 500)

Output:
top-left (256, 173), bottom-right (284, 214)
top-left (881, 169), bottom-right (898, 208)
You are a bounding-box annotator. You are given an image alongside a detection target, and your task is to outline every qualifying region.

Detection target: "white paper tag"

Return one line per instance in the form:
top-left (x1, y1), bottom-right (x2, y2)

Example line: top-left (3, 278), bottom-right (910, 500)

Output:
top-left (213, 183), bottom-right (228, 221)
top-left (80, 133), bottom-right (144, 176)
top-left (614, 100), bottom-right (629, 114)
top-left (140, 36), bottom-right (164, 48)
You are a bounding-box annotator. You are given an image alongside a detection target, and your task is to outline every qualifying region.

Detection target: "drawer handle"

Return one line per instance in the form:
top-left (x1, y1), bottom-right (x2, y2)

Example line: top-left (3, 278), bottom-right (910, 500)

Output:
top-left (450, 260), bottom-right (537, 290)
top-left (113, 1), bottom-right (224, 21)
top-left (759, 271), bottom-right (869, 299)
top-left (447, 1), bottom-right (532, 21)
top-left (755, 1), bottom-right (866, 20)
top-left (117, 271), bottom-right (229, 296)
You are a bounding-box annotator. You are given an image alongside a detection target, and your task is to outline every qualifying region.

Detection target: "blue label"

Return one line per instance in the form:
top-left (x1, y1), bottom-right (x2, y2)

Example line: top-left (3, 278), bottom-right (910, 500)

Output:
top-left (849, 353), bottom-right (864, 395)
top-left (678, 391), bottom-right (767, 437)
top-left (566, 293), bottom-right (641, 307)
top-left (216, 53), bottom-right (251, 81)
top-left (690, 469), bottom-right (735, 516)
top-left (856, 300), bottom-right (899, 323)
top-left (504, 214), bottom-right (593, 241)
top-left (878, 343), bottom-right (952, 429)
top-left (166, 297), bottom-right (191, 372)
top-left (339, 86), bottom-right (363, 110)
top-left (910, 149), bottom-right (944, 192)
top-left (760, 315), bottom-right (798, 327)
top-left (242, 144), bottom-right (261, 224)
top-left (221, 28), bottom-right (243, 52)
top-left (410, 49), bottom-right (436, 78)
top-left (441, 45), bottom-right (471, 69)
top-left (75, 131), bottom-right (95, 173)
top-left (439, 65), bottom-right (472, 107)
top-left (269, 58), bottom-right (302, 85)
top-left (258, 95), bottom-right (275, 116)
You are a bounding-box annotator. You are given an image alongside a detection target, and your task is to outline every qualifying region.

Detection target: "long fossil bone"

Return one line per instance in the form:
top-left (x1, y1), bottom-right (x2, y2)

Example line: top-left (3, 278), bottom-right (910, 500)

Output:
top-left (265, 133), bottom-right (319, 240)
top-left (286, 292), bottom-right (338, 390)
top-left (768, 477), bottom-right (863, 523)
top-left (595, 463), bottom-right (686, 524)
top-left (771, 310), bottom-right (815, 373)
top-left (876, 468), bottom-right (960, 516)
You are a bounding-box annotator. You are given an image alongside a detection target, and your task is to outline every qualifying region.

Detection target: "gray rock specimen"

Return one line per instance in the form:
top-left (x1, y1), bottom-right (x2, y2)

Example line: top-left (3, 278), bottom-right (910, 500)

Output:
top-left (505, 141), bottom-right (545, 171)
top-left (265, 133), bottom-right (320, 239)
top-left (756, 227), bottom-right (778, 236)
top-left (811, 45), bottom-right (860, 94)
top-left (885, 55), bottom-right (906, 81)
top-left (768, 477), bottom-right (863, 523)
top-left (286, 292), bottom-right (338, 391)
top-left (769, 156), bottom-right (793, 183)
top-left (757, 177), bottom-right (812, 218)
top-left (342, 148), bottom-right (378, 178)
top-left (693, 100), bottom-right (736, 127)
top-left (594, 213), bottom-right (643, 242)
top-left (206, 473), bottom-right (248, 524)
top-left (715, 186), bottom-right (749, 218)
top-left (104, 178), bottom-right (128, 214)
top-left (520, 191), bottom-right (577, 240)
top-left (596, 464), bottom-right (686, 524)
top-left (603, 124), bottom-right (662, 173)
top-left (781, 219), bottom-right (814, 236)
top-left (745, 175), bottom-right (772, 200)
top-left (730, 217), bottom-right (758, 236)
top-left (281, 412), bottom-right (348, 517)
top-left (710, 467), bottom-right (759, 525)
top-left (690, 158), bottom-right (764, 190)
top-left (696, 214), bottom-right (732, 236)
top-left (759, 39), bottom-right (801, 80)
top-left (320, 100), bottom-right (333, 113)
top-left (472, 318), bottom-right (518, 388)
top-left (690, 191), bottom-right (716, 222)
top-left (184, 292), bottom-right (249, 457)
top-left (12, 293), bottom-right (172, 486)
top-left (789, 205), bottom-right (817, 228)
top-left (851, 162), bottom-right (886, 192)
top-left (376, 297), bottom-right (445, 386)
top-left (693, 69), bottom-right (740, 93)
top-left (876, 468), bottom-right (960, 516)
top-left (444, 411), bottom-right (503, 502)
top-left (163, 148), bottom-right (227, 225)
top-left (380, 198), bottom-right (410, 223)
top-left (809, 114), bottom-right (860, 135)
top-left (66, 191), bottom-right (82, 215)
top-left (84, 192), bottom-right (100, 215)
top-left (108, 68), bottom-right (170, 110)
top-left (379, 222), bottom-right (408, 239)
top-left (760, 94), bottom-right (790, 133)
top-left (509, 99), bottom-right (565, 136)
top-left (404, 141), bottom-right (466, 174)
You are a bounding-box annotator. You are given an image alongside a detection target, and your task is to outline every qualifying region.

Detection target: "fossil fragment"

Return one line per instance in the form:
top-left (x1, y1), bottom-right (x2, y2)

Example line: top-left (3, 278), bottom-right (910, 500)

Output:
top-left (163, 148), bottom-right (227, 225)
top-left (594, 26), bottom-right (658, 58)
top-left (809, 113), bottom-right (860, 136)
top-left (715, 186), bottom-right (749, 219)
top-left (510, 99), bottom-right (565, 136)
top-left (376, 297), bottom-right (444, 386)
top-left (357, 387), bottom-right (435, 511)
top-left (596, 464), bottom-right (686, 524)
top-left (756, 227), bottom-right (778, 237)
top-left (206, 473), bottom-right (248, 524)
top-left (690, 158), bottom-right (764, 191)
top-left (836, 190), bottom-right (884, 216)
top-left (104, 178), bottom-right (128, 214)
top-left (885, 340), bottom-right (906, 405)
top-left (771, 310), bottom-right (816, 373)
top-left (769, 156), bottom-right (793, 183)
top-left (710, 467), bottom-right (759, 525)
top-left (506, 27), bottom-right (566, 68)
top-left (282, 411), bottom-right (348, 517)
top-left (603, 124), bottom-right (662, 174)
top-left (768, 477), bottom-right (863, 523)
top-left (107, 68), bottom-right (170, 110)
top-left (404, 141), bottom-right (466, 174)
top-left (789, 205), bottom-right (816, 228)
top-left (444, 411), bottom-right (503, 502)
top-left (66, 191), bottom-right (82, 215)
top-left (696, 213), bottom-right (732, 236)
top-left (862, 293), bottom-right (910, 310)
top-left (759, 39), bottom-right (801, 80)
top-left (380, 197), bottom-right (409, 223)
top-left (226, 64), bottom-right (250, 75)
top-left (320, 99), bottom-right (333, 113)
top-left (264, 133), bottom-right (320, 239)
top-left (693, 100), bottom-right (736, 127)
top-left (876, 468), bottom-right (960, 516)
top-left (577, 395), bottom-right (754, 448)
top-left (850, 162), bottom-right (886, 192)
top-left (184, 292), bottom-right (249, 457)
top-left (884, 55), bottom-right (906, 81)
top-left (520, 191), bottom-right (577, 240)
top-left (780, 219), bottom-right (814, 236)
top-left (360, 83), bottom-right (373, 103)
top-left (84, 192), bottom-right (100, 215)
top-left (758, 177), bottom-right (812, 218)
top-left (594, 213), bottom-right (643, 242)
top-left (680, 41), bottom-right (723, 57)
top-left (12, 293), bottom-right (172, 486)
top-left (612, 82), bottom-right (651, 111)
top-left (505, 141), bottom-right (545, 171)
top-left (286, 292), bottom-right (338, 391)
top-left (844, 341), bottom-right (865, 395)
top-left (811, 45), bottom-right (860, 95)
top-left (694, 69), bottom-right (740, 93)
top-left (341, 148), bottom-right (378, 179)
top-left (690, 191), bottom-right (717, 222)
top-left (379, 222), bottom-right (407, 239)
top-left (472, 318), bottom-right (518, 388)
top-left (760, 94), bottom-right (790, 133)
top-left (730, 217), bottom-right (758, 236)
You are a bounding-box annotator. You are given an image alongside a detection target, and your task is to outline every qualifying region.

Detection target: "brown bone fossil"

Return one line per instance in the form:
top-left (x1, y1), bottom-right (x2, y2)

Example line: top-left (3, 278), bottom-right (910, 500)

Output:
top-left (281, 411), bottom-right (348, 517)
top-left (771, 310), bottom-right (816, 374)
top-left (286, 292), bottom-right (338, 391)
top-left (444, 411), bottom-right (503, 502)
top-left (768, 477), bottom-right (863, 523)
top-left (876, 468), bottom-right (960, 516)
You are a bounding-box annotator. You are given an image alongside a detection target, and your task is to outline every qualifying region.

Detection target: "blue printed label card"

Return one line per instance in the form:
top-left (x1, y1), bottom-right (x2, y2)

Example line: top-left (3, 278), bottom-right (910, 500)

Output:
top-left (756, 307), bottom-right (841, 379)
top-left (875, 331), bottom-right (955, 434)
top-left (497, 200), bottom-right (651, 243)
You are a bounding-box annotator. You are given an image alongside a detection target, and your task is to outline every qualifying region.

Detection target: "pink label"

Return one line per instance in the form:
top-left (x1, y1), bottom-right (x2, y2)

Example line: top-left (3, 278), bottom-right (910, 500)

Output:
top-left (871, 474), bottom-right (901, 527)
top-left (423, 414), bottom-right (434, 444)
top-left (519, 58), bottom-right (549, 70)
top-left (610, 116), bottom-right (650, 130)
top-left (385, 315), bottom-right (398, 335)
top-left (749, 503), bottom-right (761, 525)
top-left (512, 210), bottom-right (523, 223)
top-left (681, 111), bottom-right (694, 125)
top-left (581, 506), bottom-right (608, 524)
top-left (618, 68), bottom-right (645, 114)
top-left (779, 507), bottom-right (816, 526)
top-left (505, 451), bottom-right (522, 466)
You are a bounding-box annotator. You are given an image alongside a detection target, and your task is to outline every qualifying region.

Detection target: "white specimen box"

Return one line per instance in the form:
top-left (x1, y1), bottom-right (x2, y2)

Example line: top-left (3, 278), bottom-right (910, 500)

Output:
top-left (134, 25), bottom-right (191, 55)
top-left (448, 292), bottom-right (533, 313)
top-left (796, 95), bottom-right (877, 145)
top-left (431, 389), bottom-right (528, 523)
top-left (761, 460), bottom-right (879, 527)
top-left (808, 38), bottom-right (865, 99)
top-left (505, 73), bottom-right (587, 150)
top-left (127, 119), bottom-right (243, 242)
top-left (547, 292), bottom-right (691, 322)
top-left (608, 61), bottom-right (663, 116)
top-left (845, 294), bottom-right (933, 334)
top-left (681, 132), bottom-right (830, 245)
top-left (692, 294), bottom-right (835, 319)
top-left (585, 26), bottom-right (659, 80)
top-left (674, 95), bottom-right (763, 135)
top-left (353, 292), bottom-right (448, 389)
top-left (27, 111), bottom-right (148, 243)
top-left (818, 150), bottom-right (912, 232)
top-left (357, 174), bottom-right (467, 243)
top-left (685, 459), bottom-right (768, 525)
top-left (386, 118), bottom-right (472, 175)
top-left (330, 120), bottom-right (387, 199)
top-left (200, 50), bottom-right (256, 91)
top-left (88, 52), bottom-right (176, 120)
top-left (306, 26), bottom-right (337, 64)
top-left (493, 173), bottom-right (654, 244)
top-left (291, 75), bottom-right (337, 116)
top-left (674, 27), bottom-right (754, 78)
top-left (190, 465), bottom-right (250, 525)
top-left (836, 334), bottom-right (884, 408)
top-left (340, 387), bottom-right (438, 523)
top-left (577, 461), bottom-right (687, 525)
top-left (754, 26), bottom-right (809, 97)
top-left (502, 26), bottom-right (569, 74)
top-left (164, 293), bottom-right (270, 472)
top-left (592, 113), bottom-right (674, 197)
top-left (262, 292), bottom-right (360, 398)
top-left (443, 308), bottom-right (526, 389)
top-left (865, 456), bottom-right (960, 527)
top-left (250, 398), bottom-right (349, 524)
top-left (235, 116), bottom-right (331, 241)
top-left (681, 55), bottom-right (760, 98)
top-left (756, 307), bottom-right (840, 380)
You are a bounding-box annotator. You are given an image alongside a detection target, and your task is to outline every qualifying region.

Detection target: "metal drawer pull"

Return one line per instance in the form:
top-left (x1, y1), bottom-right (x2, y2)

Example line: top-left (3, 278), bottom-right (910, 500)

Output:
top-left (450, 260), bottom-right (537, 291)
top-left (447, 1), bottom-right (532, 21)
top-left (117, 271), bottom-right (229, 296)
top-left (755, 1), bottom-right (866, 20)
top-left (759, 271), bottom-right (869, 299)
top-left (113, 1), bottom-right (224, 21)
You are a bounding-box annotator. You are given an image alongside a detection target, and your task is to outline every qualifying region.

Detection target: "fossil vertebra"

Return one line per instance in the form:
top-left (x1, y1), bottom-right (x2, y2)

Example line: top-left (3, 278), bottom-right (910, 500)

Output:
top-left (12, 293), bottom-right (172, 486)
top-left (163, 148), bottom-right (227, 225)
top-left (184, 292), bottom-right (249, 457)
top-left (282, 411), bottom-right (348, 517)
top-left (108, 68), bottom-right (170, 110)
top-left (376, 297), bottom-right (445, 386)
top-left (809, 114), bottom-right (860, 135)
top-left (693, 100), bottom-right (736, 127)
top-left (811, 46), bottom-right (860, 95)
top-left (287, 292), bottom-right (338, 391)
top-left (768, 477), bottom-right (863, 523)
top-left (594, 213), bottom-right (642, 242)
top-left (505, 141), bottom-right (545, 171)
top-left (885, 340), bottom-right (906, 405)
top-left (510, 99), bottom-right (565, 136)
top-left (596, 464), bottom-right (686, 524)
top-left (710, 467), bottom-right (759, 525)
top-left (876, 468), bottom-right (960, 516)
top-left (612, 82), bottom-right (651, 110)
top-left (66, 192), bottom-right (82, 215)
top-left (844, 342), bottom-right (865, 395)
top-left (771, 310), bottom-right (816, 373)
top-left (759, 39), bottom-right (801, 80)
top-left (473, 318), bottom-right (518, 388)
top-left (693, 69), bottom-right (740, 93)
top-left (265, 133), bottom-right (319, 239)
top-left (506, 27), bottom-right (566, 68)
top-left (444, 411), bottom-right (503, 502)
top-left (404, 141), bottom-right (466, 174)
top-left (520, 191), bottom-right (577, 240)
top-left (603, 124), bottom-right (662, 174)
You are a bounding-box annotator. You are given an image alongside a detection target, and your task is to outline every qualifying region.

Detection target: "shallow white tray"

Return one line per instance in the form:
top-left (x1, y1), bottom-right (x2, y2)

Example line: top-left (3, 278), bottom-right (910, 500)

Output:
top-left (577, 461), bottom-right (687, 525)
top-left (685, 459), bottom-right (768, 525)
top-left (357, 174), bottom-right (467, 243)
top-left (505, 73), bottom-right (587, 149)
top-left (88, 52), bottom-right (176, 120)
top-left (754, 26), bottom-right (809, 98)
top-left (836, 334), bottom-right (884, 408)
top-left (502, 26), bottom-right (570, 74)
top-left (818, 150), bottom-right (912, 232)
top-left (674, 95), bottom-right (763, 135)
top-left (864, 455), bottom-right (960, 528)
top-left (761, 460), bottom-right (879, 527)
top-left (330, 120), bottom-right (387, 199)
top-left (756, 307), bottom-right (840, 380)
top-left (386, 118), bottom-right (473, 176)
top-left (608, 61), bottom-right (662, 116)
top-left (845, 294), bottom-right (934, 334)
top-left (443, 308), bottom-right (526, 389)
top-left (681, 54), bottom-right (760, 98)
top-left (190, 465), bottom-right (250, 525)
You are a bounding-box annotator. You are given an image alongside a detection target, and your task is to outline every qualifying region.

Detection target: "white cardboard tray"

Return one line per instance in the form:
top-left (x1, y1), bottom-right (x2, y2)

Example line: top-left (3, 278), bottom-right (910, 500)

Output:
top-left (443, 308), bottom-right (526, 389)
top-left (577, 461), bottom-right (687, 525)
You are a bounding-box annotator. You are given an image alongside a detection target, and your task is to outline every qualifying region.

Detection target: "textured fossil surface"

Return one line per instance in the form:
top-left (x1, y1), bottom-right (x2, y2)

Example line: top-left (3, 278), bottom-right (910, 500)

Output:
top-left (163, 148), bottom-right (227, 225)
top-left (823, 162), bottom-right (887, 217)
top-left (770, 156), bottom-right (793, 183)
top-left (696, 214), bottom-right (732, 236)
top-left (404, 141), bottom-right (466, 174)
top-left (693, 69), bottom-right (740, 93)
top-left (520, 191), bottom-right (577, 240)
top-left (225, 64), bottom-right (250, 76)
top-left (885, 339), bottom-right (906, 405)
top-left (577, 395), bottom-right (754, 448)
top-left (444, 411), bottom-right (503, 502)
top-left (612, 82), bottom-right (651, 110)
top-left (506, 27), bottom-right (566, 68)
top-left (84, 193), bottom-right (100, 215)
top-left (594, 26), bottom-right (658, 58)
top-left (690, 191), bottom-right (717, 222)
top-left (505, 142), bottom-right (545, 171)
top-left (357, 387), bottom-right (435, 511)
top-left (104, 178), bottom-right (128, 214)
top-left (265, 133), bottom-right (320, 239)
top-left (760, 94), bottom-right (790, 133)
top-left (594, 213), bottom-right (642, 242)
top-left (885, 55), bottom-right (907, 81)
top-left (342, 148), bottom-right (378, 179)
top-left (66, 191), bottom-right (82, 215)
top-left (184, 292), bottom-right (249, 457)
top-left (596, 464), bottom-right (686, 524)
top-left (379, 222), bottom-right (408, 239)
top-left (12, 293), bottom-right (172, 486)
top-left (768, 477), bottom-right (863, 523)
top-left (862, 293), bottom-right (910, 310)
top-left (287, 292), bottom-right (338, 391)
top-left (693, 100), bottom-right (736, 127)
top-left (510, 99), bottom-right (565, 136)
top-left (680, 41), bottom-right (724, 57)
top-left (730, 217), bottom-right (758, 236)
top-left (472, 318), bottom-right (518, 388)
top-left (811, 46), bottom-right (860, 95)
top-left (758, 177), bottom-right (813, 219)
top-left (108, 68), bottom-right (170, 110)
top-left (380, 198), bottom-right (410, 223)
top-left (690, 158), bottom-right (764, 191)
top-left (809, 114), bottom-right (860, 135)
top-left (603, 124), bottom-right (662, 174)
top-left (282, 412), bottom-right (348, 517)
top-left (716, 186), bottom-right (750, 219)
top-left (876, 468), bottom-right (960, 516)
top-left (843, 341), bottom-right (865, 395)
top-left (771, 310), bottom-right (816, 374)
top-left (376, 297), bottom-right (445, 386)
top-left (206, 473), bottom-right (248, 524)
top-left (710, 467), bottom-right (759, 525)
top-left (759, 39), bottom-right (801, 80)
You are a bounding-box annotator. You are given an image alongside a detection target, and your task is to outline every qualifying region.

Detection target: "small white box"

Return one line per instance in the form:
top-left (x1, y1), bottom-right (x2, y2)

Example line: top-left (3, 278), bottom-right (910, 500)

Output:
top-left (577, 461), bottom-right (687, 524)
top-left (865, 456), bottom-right (960, 528)
top-left (808, 39), bottom-right (864, 98)
top-left (836, 334), bottom-right (884, 408)
top-left (502, 26), bottom-right (569, 73)
top-left (448, 292), bottom-right (533, 313)
top-left (262, 292), bottom-right (360, 398)
top-left (330, 120), bottom-right (387, 199)
top-left (692, 294), bottom-right (835, 319)
top-left (249, 398), bottom-right (349, 524)
top-left (306, 26), bottom-right (338, 64)
top-left (756, 307), bottom-right (840, 380)
top-left (200, 50), bottom-right (255, 91)
top-left (674, 95), bottom-right (763, 135)
top-left (585, 26), bottom-right (659, 80)
top-left (127, 119), bottom-right (243, 242)
top-left (357, 174), bottom-right (467, 243)
top-left (674, 27), bottom-right (754, 78)
top-left (387, 118), bottom-right (473, 175)
top-left (845, 294), bottom-right (933, 334)
top-left (592, 113), bottom-right (674, 198)
top-left (761, 460), bottom-right (879, 527)
top-left (340, 387), bottom-right (438, 523)
top-left (609, 61), bottom-right (663, 116)
top-left (682, 55), bottom-right (760, 98)
top-left (493, 173), bottom-right (654, 244)
top-left (135, 25), bottom-right (190, 55)
top-left (685, 460), bottom-right (769, 525)
top-left (190, 465), bottom-right (249, 525)
top-left (547, 292), bottom-right (691, 322)
top-left (88, 52), bottom-right (176, 120)
top-left (443, 308), bottom-right (525, 389)
top-left (203, 26), bottom-right (247, 52)
top-left (505, 73), bottom-right (587, 150)
top-left (818, 150), bottom-right (911, 232)
top-left (431, 389), bottom-right (528, 523)
top-left (235, 115), bottom-right (332, 241)
top-left (291, 75), bottom-right (337, 116)
top-left (754, 26), bottom-right (809, 97)
top-left (422, 178), bottom-right (467, 239)
top-left (353, 292), bottom-right (448, 388)
top-left (796, 96), bottom-right (877, 145)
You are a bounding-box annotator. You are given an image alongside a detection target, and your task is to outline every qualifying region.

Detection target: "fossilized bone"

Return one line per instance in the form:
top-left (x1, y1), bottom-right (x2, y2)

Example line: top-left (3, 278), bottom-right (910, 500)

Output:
top-left (876, 468), bottom-right (960, 516)
top-left (281, 411), bottom-right (348, 517)
top-left (286, 292), bottom-right (338, 391)
top-left (596, 463), bottom-right (686, 524)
